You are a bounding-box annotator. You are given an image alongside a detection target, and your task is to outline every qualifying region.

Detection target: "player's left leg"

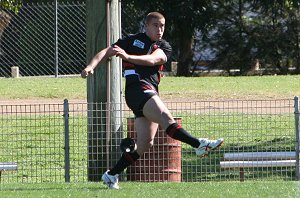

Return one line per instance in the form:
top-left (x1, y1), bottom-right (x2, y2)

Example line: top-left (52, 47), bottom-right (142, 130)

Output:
top-left (102, 117), bottom-right (158, 189)
top-left (135, 117), bottom-right (159, 156)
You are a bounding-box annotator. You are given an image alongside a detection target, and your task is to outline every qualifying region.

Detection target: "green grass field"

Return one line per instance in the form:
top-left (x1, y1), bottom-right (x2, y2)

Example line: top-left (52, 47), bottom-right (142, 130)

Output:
top-left (0, 75), bottom-right (299, 100)
top-left (0, 181), bottom-right (299, 198)
top-left (1, 75), bottom-right (299, 197)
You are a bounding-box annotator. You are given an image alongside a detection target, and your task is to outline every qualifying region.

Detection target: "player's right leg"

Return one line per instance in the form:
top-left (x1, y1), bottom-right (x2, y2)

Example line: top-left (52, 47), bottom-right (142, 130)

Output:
top-left (143, 95), bottom-right (224, 157)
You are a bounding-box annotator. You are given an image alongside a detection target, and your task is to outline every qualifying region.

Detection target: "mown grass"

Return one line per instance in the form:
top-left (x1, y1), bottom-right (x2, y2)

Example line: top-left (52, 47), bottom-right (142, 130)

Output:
top-left (0, 75), bottom-right (299, 100)
top-left (0, 77), bottom-right (86, 100)
top-left (0, 181), bottom-right (299, 198)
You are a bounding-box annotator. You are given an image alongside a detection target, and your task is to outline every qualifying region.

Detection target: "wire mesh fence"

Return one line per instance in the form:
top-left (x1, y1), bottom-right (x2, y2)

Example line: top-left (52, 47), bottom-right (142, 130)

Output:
top-left (0, 98), bottom-right (299, 183)
top-left (0, 103), bottom-right (65, 182)
top-left (0, 2), bottom-right (86, 77)
top-left (0, 2), bottom-right (163, 78)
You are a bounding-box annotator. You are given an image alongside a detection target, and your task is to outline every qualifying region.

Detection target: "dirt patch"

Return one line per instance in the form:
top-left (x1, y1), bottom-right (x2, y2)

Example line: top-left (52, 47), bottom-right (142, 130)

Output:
top-left (0, 99), bottom-right (86, 105)
top-left (0, 97), bottom-right (295, 114)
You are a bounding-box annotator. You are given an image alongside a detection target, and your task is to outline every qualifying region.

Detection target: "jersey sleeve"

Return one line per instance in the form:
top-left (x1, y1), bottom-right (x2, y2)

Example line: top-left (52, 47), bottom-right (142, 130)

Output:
top-left (113, 35), bottom-right (131, 50)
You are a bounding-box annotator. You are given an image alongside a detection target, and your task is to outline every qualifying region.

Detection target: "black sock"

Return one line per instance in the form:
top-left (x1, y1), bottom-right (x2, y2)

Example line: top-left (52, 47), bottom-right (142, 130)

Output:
top-left (108, 151), bottom-right (140, 175)
top-left (166, 123), bottom-right (200, 148)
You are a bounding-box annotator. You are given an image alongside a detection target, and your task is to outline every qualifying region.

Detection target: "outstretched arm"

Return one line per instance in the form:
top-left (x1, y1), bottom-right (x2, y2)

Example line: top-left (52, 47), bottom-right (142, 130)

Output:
top-left (113, 45), bottom-right (167, 66)
top-left (81, 46), bottom-right (117, 78)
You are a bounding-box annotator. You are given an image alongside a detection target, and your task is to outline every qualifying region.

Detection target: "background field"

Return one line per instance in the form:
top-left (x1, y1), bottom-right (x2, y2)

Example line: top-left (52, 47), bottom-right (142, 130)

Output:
top-left (0, 75), bottom-right (299, 102)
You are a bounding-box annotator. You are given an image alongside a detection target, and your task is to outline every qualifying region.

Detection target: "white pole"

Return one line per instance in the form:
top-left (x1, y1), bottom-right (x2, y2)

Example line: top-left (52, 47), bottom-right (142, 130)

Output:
top-left (106, 0), bottom-right (111, 170)
top-left (108, 0), bottom-right (122, 168)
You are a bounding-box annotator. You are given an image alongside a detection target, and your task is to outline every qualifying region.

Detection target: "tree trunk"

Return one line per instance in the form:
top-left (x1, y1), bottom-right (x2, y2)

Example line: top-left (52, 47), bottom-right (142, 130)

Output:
top-left (176, 36), bottom-right (194, 76)
top-left (0, 10), bottom-right (12, 56)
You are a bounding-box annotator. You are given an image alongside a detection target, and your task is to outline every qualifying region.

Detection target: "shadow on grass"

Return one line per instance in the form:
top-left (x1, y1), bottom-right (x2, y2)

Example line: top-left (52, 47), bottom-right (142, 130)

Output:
top-left (0, 183), bottom-right (104, 192)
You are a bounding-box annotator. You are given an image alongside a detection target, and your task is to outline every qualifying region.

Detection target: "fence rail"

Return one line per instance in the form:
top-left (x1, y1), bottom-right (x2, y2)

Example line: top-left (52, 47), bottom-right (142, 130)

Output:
top-left (0, 98), bottom-right (299, 183)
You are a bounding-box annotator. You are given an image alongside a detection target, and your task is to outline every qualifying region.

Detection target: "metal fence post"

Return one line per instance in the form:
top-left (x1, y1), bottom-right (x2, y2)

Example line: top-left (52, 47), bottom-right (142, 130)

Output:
top-left (294, 96), bottom-right (300, 180)
top-left (54, 0), bottom-right (59, 77)
top-left (63, 99), bottom-right (70, 182)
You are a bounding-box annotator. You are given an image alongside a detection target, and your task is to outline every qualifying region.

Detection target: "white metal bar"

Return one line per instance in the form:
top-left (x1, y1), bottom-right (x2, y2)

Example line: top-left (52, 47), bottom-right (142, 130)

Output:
top-left (220, 160), bottom-right (296, 168)
top-left (224, 152), bottom-right (296, 161)
top-left (0, 163), bottom-right (18, 171)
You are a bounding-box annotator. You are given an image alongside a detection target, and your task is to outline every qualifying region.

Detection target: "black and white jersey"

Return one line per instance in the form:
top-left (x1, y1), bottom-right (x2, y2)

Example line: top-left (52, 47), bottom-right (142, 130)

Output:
top-left (113, 32), bottom-right (172, 87)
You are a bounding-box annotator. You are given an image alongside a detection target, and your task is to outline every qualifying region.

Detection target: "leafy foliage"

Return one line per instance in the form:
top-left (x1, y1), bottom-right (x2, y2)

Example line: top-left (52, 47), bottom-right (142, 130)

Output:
top-left (0, 0), bottom-right (22, 13)
top-left (122, 0), bottom-right (300, 75)
top-left (2, 0), bottom-right (299, 76)
top-left (122, 0), bottom-right (214, 76)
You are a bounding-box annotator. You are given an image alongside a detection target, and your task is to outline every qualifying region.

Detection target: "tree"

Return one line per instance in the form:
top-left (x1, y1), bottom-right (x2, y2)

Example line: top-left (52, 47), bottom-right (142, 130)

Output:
top-left (122, 0), bottom-right (215, 76)
top-left (204, 0), bottom-right (255, 74)
top-left (251, 0), bottom-right (300, 74)
top-left (0, 1), bottom-right (22, 58)
top-left (0, 0), bottom-right (22, 13)
top-left (200, 0), bottom-right (300, 75)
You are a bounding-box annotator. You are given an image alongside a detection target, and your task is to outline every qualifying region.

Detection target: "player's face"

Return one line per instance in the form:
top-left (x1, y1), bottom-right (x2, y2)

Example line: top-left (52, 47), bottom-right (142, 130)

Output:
top-left (145, 17), bottom-right (165, 41)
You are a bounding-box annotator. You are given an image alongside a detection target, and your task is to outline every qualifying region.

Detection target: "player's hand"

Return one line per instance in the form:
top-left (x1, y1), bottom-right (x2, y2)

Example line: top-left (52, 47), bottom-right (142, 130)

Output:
top-left (113, 45), bottom-right (129, 60)
top-left (81, 66), bottom-right (94, 78)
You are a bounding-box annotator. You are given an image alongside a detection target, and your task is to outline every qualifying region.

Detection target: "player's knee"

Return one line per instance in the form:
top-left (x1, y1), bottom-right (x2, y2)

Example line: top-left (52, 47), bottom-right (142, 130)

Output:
top-left (137, 138), bottom-right (154, 154)
top-left (149, 139), bottom-right (154, 147)
top-left (160, 111), bottom-right (175, 129)
top-left (143, 139), bottom-right (154, 149)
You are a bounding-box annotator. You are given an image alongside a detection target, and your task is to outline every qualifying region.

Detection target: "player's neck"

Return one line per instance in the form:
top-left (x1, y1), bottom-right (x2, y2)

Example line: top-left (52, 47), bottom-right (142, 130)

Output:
top-left (145, 32), bottom-right (157, 42)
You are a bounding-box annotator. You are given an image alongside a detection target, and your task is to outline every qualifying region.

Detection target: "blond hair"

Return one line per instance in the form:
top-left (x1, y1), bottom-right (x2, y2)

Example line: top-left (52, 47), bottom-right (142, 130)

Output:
top-left (145, 12), bottom-right (165, 24)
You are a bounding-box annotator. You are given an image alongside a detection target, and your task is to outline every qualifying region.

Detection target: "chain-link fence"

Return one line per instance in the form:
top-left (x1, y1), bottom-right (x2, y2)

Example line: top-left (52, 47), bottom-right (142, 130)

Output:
top-left (1, 98), bottom-right (299, 183)
top-left (0, 1), bottom-right (176, 78)
top-left (0, 2), bottom-right (86, 77)
top-left (0, 2), bottom-right (168, 78)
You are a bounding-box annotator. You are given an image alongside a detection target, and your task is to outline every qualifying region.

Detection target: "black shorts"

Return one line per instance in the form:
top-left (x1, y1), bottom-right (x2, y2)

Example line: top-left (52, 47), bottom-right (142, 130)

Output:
top-left (125, 75), bottom-right (158, 117)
